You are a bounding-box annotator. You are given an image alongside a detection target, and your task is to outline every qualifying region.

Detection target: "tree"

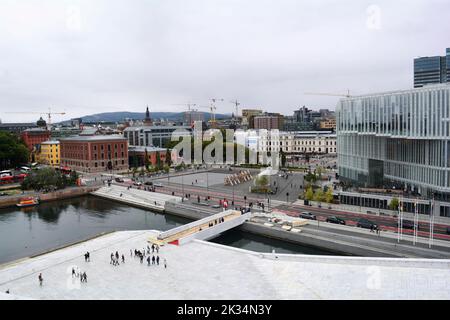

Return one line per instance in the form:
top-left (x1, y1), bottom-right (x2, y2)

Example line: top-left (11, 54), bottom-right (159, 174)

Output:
top-left (314, 188), bottom-right (324, 202)
top-left (255, 175), bottom-right (269, 187)
top-left (305, 187), bottom-right (314, 201)
top-left (389, 197), bottom-right (399, 210)
top-left (325, 188), bottom-right (334, 203)
top-left (0, 132), bottom-right (30, 170)
top-left (21, 167), bottom-right (77, 191)
top-left (165, 148), bottom-right (172, 167)
top-left (156, 152), bottom-right (162, 170)
top-left (144, 148), bottom-right (150, 170)
top-left (280, 150), bottom-right (287, 167)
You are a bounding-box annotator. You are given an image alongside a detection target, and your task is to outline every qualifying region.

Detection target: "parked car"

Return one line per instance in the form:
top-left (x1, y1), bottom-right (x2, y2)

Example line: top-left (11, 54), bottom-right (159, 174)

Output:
top-left (115, 177), bottom-right (124, 183)
top-left (356, 218), bottom-right (378, 230)
top-left (133, 181), bottom-right (142, 186)
top-left (144, 181), bottom-right (153, 186)
top-left (396, 220), bottom-right (415, 230)
top-left (326, 216), bottom-right (346, 225)
top-left (153, 183), bottom-right (163, 187)
top-left (299, 211), bottom-right (316, 220)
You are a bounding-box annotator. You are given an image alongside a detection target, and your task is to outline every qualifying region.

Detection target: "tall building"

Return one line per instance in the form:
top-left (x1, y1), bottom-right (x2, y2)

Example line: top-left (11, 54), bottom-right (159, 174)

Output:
top-left (336, 84), bottom-right (450, 205)
top-left (414, 47), bottom-right (449, 88)
top-left (123, 125), bottom-right (192, 148)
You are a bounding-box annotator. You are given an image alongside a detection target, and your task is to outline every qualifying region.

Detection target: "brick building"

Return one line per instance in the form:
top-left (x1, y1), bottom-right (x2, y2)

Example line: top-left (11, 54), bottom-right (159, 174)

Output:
top-left (60, 135), bottom-right (128, 172)
top-left (20, 128), bottom-right (51, 151)
top-left (128, 146), bottom-right (170, 168)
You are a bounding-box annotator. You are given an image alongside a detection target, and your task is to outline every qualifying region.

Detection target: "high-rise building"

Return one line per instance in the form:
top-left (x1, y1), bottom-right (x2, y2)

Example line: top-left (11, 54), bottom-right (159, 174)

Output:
top-left (414, 48), bottom-right (449, 88)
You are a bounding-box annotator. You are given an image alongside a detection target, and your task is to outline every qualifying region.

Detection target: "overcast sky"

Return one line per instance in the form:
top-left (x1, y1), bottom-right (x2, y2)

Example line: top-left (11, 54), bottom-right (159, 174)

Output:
top-left (0, 0), bottom-right (449, 122)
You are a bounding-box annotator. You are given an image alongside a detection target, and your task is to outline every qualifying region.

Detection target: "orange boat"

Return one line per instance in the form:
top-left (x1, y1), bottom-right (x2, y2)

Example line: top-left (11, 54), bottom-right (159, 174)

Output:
top-left (16, 197), bottom-right (39, 208)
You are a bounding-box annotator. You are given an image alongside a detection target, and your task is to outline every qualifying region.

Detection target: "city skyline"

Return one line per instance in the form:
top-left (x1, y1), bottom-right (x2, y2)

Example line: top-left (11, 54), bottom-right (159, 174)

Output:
top-left (0, 0), bottom-right (449, 122)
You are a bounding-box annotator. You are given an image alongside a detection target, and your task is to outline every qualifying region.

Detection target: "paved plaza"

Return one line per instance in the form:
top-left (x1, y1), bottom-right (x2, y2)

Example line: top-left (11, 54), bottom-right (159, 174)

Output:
top-left (1, 230), bottom-right (450, 299)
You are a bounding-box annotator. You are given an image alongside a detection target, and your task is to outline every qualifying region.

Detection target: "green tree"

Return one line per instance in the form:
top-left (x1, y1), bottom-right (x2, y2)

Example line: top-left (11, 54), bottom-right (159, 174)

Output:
top-left (156, 152), bottom-right (162, 170)
top-left (389, 197), bottom-right (400, 210)
top-left (0, 132), bottom-right (30, 170)
top-left (165, 148), bottom-right (172, 167)
top-left (21, 167), bottom-right (77, 191)
top-left (255, 175), bottom-right (269, 187)
top-left (144, 148), bottom-right (150, 170)
top-left (305, 187), bottom-right (314, 201)
top-left (325, 187), bottom-right (334, 203)
top-left (314, 188), bottom-right (324, 202)
top-left (280, 150), bottom-right (287, 167)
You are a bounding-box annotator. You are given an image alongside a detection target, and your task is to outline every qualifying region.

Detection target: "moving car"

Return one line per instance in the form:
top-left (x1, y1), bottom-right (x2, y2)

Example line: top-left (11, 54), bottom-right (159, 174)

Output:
top-left (299, 211), bottom-right (316, 220)
top-left (326, 216), bottom-right (346, 225)
top-left (356, 218), bottom-right (378, 230)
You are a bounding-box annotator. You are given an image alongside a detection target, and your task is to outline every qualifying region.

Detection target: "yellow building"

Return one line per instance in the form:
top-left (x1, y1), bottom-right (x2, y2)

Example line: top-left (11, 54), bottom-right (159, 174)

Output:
top-left (319, 118), bottom-right (336, 130)
top-left (37, 141), bottom-right (60, 166)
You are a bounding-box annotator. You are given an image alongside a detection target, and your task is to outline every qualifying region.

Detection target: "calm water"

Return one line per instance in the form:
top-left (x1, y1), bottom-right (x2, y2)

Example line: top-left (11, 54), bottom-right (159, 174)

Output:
top-left (0, 196), bottom-right (334, 264)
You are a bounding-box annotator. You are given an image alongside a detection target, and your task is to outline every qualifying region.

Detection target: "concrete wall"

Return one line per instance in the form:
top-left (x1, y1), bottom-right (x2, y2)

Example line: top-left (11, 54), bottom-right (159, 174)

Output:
top-left (238, 222), bottom-right (398, 257)
top-left (197, 239), bottom-right (450, 269)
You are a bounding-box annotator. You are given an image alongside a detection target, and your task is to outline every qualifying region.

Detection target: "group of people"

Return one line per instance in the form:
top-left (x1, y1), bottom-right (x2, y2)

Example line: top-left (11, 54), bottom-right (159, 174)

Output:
top-left (110, 251), bottom-right (125, 266)
top-left (208, 217), bottom-right (225, 228)
top-left (130, 244), bottom-right (167, 269)
top-left (72, 267), bottom-right (88, 283)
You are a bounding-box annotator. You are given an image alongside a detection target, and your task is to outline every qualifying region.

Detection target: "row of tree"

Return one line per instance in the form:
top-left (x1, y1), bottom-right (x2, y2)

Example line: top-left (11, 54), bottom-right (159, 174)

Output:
top-left (304, 186), bottom-right (334, 203)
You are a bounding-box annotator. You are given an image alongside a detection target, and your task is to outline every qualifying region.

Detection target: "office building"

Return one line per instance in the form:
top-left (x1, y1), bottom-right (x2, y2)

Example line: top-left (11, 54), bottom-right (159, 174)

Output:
top-left (414, 47), bottom-right (450, 88)
top-left (336, 84), bottom-right (450, 207)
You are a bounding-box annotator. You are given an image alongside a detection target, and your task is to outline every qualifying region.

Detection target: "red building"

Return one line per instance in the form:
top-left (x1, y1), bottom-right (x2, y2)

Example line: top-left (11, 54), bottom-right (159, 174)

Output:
top-left (20, 128), bottom-right (51, 151)
top-left (128, 146), bottom-right (169, 168)
top-left (60, 135), bottom-right (128, 173)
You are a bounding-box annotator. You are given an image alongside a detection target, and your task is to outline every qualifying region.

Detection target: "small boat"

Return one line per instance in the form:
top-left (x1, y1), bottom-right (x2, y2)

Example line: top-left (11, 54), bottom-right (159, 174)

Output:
top-left (16, 197), bottom-right (39, 208)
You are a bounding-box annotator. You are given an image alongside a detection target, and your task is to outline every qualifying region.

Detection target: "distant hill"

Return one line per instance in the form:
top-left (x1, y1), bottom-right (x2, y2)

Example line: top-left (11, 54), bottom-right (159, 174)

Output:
top-left (69, 111), bottom-right (231, 123)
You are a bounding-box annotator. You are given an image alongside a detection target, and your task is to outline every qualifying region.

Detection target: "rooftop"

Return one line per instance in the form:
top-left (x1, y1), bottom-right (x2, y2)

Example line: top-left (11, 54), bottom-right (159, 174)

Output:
top-left (59, 135), bottom-right (126, 142)
top-left (1, 230), bottom-right (450, 299)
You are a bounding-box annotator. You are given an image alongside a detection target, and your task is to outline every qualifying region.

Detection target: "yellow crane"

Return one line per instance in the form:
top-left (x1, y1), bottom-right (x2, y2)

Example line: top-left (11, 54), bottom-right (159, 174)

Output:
top-left (6, 108), bottom-right (66, 128)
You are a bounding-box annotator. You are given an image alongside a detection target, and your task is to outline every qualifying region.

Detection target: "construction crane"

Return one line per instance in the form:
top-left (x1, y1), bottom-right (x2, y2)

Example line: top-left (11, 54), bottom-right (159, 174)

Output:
top-left (230, 99), bottom-right (240, 118)
top-left (208, 98), bottom-right (224, 125)
top-left (304, 89), bottom-right (352, 98)
top-left (6, 108), bottom-right (66, 129)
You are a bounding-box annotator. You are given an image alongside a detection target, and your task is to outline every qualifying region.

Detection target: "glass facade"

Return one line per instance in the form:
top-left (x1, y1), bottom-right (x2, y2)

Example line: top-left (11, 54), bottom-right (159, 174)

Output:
top-left (414, 48), bottom-right (450, 88)
top-left (336, 84), bottom-right (450, 197)
top-left (447, 48), bottom-right (450, 83)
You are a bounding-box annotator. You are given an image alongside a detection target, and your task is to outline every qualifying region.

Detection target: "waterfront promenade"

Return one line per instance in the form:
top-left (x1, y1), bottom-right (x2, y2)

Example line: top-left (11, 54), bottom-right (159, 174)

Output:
top-left (1, 230), bottom-right (450, 299)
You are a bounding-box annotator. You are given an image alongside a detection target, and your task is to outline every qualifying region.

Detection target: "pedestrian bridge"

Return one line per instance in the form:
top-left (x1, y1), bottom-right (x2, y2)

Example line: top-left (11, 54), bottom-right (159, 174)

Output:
top-left (150, 210), bottom-right (252, 246)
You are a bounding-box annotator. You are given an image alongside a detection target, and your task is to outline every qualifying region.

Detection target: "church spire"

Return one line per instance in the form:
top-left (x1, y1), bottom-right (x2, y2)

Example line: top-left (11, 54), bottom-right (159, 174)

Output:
top-left (144, 105), bottom-right (152, 126)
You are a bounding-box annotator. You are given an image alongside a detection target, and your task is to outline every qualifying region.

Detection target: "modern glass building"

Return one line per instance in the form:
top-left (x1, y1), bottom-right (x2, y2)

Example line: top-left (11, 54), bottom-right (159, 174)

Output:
top-left (414, 48), bottom-right (449, 88)
top-left (336, 84), bottom-right (450, 202)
